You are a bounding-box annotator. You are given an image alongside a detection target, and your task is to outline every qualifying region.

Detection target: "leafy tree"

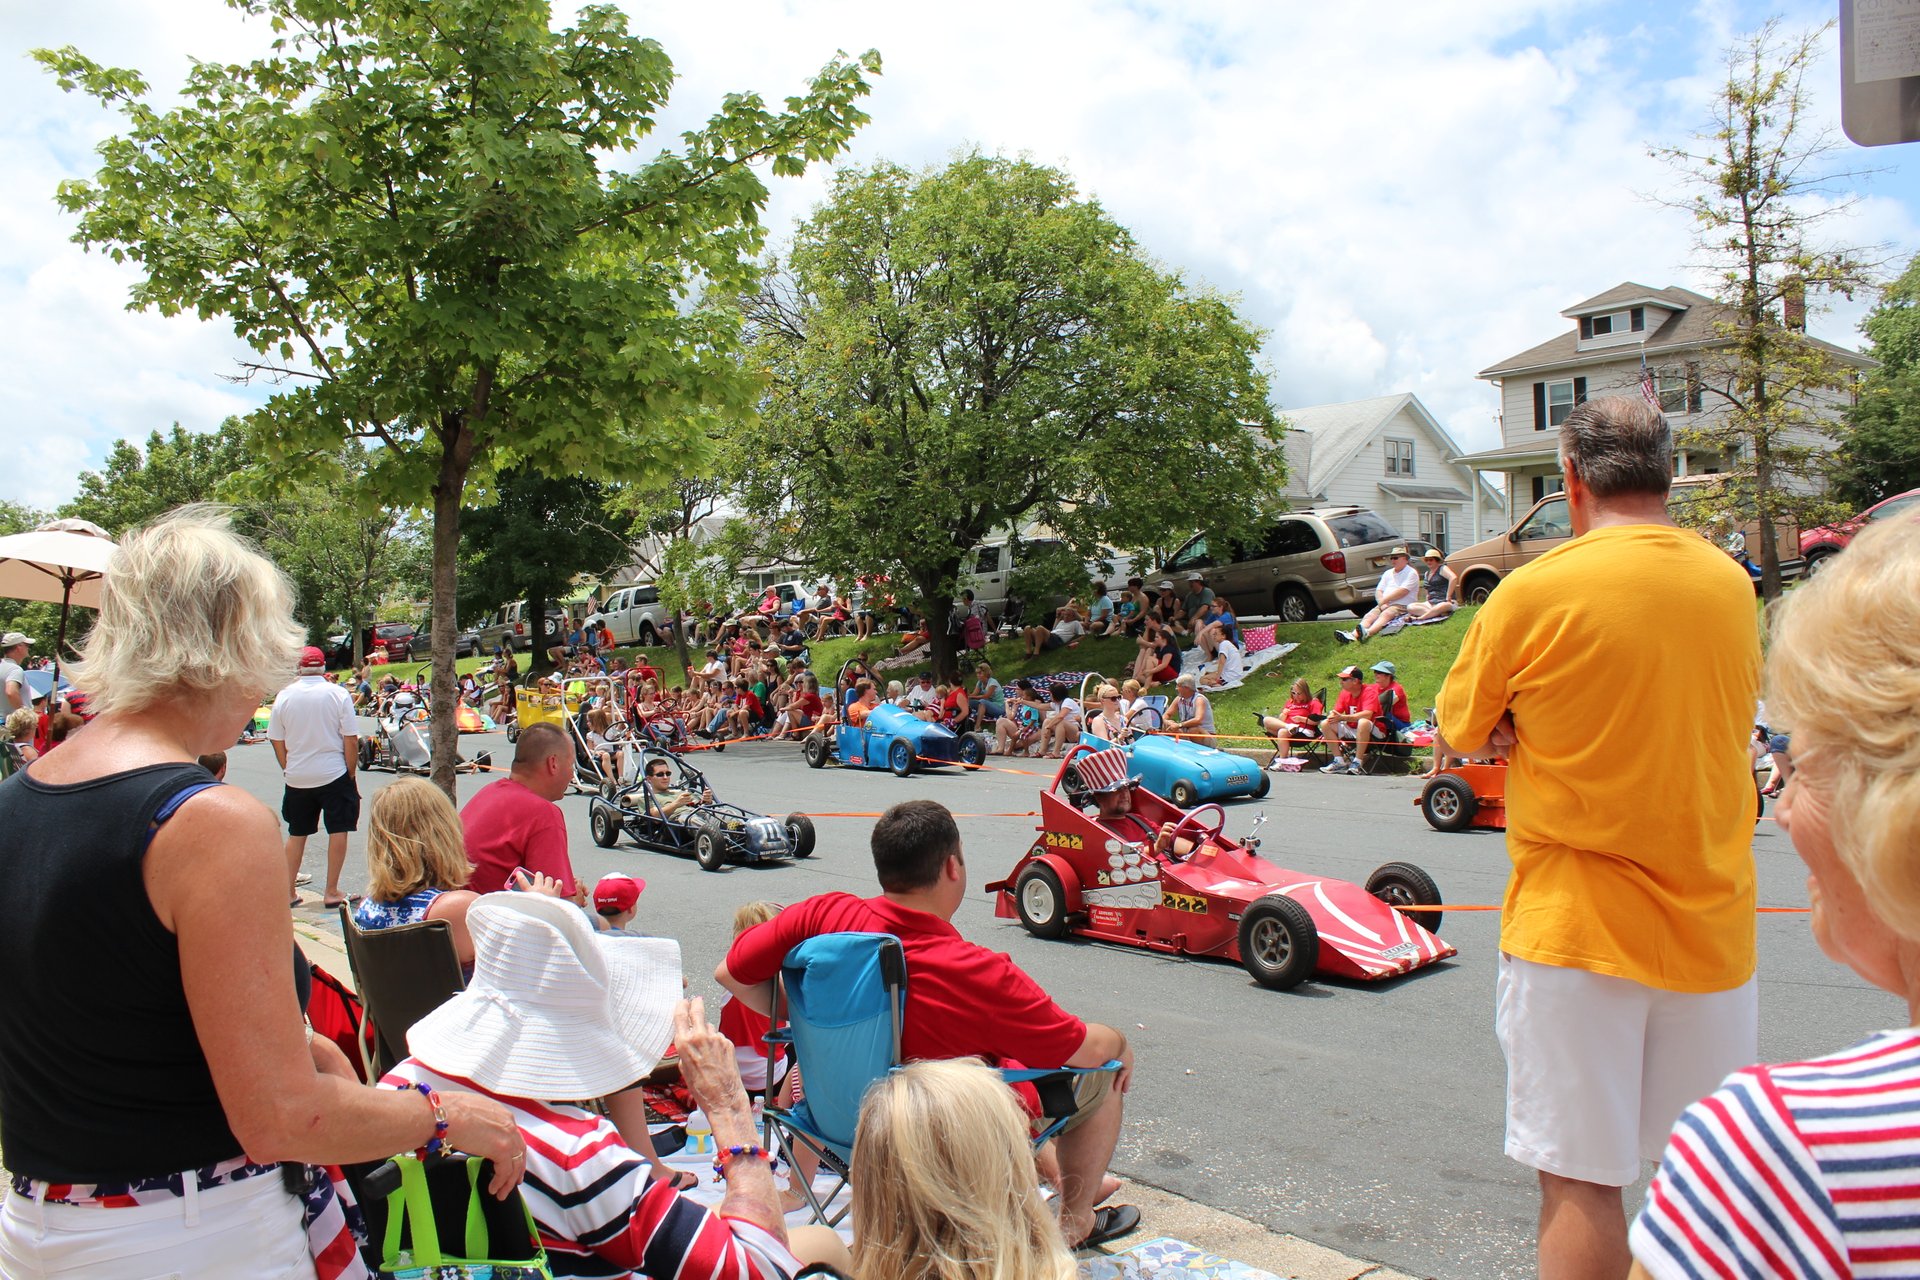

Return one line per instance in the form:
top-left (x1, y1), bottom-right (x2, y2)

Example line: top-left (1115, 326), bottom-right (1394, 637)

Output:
top-left (62, 421), bottom-right (255, 537)
top-left (1831, 253), bottom-right (1920, 507)
top-left (1651, 19), bottom-right (1879, 599)
top-left (742, 154), bottom-right (1285, 680)
top-left (39, 0), bottom-right (878, 790)
top-left (458, 468), bottom-right (634, 672)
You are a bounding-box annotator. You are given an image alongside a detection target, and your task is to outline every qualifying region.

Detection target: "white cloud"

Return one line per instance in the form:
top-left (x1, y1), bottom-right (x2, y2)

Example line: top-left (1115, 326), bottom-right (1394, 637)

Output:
top-left (4, 0), bottom-right (1917, 507)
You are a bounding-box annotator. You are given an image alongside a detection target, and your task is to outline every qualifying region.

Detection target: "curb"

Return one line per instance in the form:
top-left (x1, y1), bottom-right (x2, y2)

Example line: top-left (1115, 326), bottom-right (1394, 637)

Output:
top-left (1100, 1178), bottom-right (1419, 1280)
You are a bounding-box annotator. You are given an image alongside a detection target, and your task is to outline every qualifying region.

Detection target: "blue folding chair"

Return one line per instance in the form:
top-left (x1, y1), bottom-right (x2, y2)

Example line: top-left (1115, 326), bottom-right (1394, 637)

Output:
top-left (760, 931), bottom-right (1123, 1226)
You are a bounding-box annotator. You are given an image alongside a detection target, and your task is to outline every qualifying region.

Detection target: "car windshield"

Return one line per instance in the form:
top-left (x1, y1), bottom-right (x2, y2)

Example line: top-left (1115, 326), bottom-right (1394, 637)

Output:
top-left (1325, 511), bottom-right (1398, 548)
top-left (1516, 497), bottom-right (1571, 541)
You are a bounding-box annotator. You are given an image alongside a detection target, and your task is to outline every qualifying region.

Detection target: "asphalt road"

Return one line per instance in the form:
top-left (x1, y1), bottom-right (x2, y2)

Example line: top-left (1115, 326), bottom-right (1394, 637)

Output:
top-left (241, 725), bottom-right (1896, 1280)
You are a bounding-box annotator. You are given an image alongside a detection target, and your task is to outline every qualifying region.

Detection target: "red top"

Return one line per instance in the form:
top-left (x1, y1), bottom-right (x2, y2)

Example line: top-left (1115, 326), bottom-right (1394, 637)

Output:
top-left (460, 777), bottom-right (576, 895)
top-left (725, 893), bottom-right (1086, 1069)
top-left (1375, 681), bottom-right (1409, 721)
top-left (717, 993), bottom-right (771, 1052)
top-left (795, 691), bottom-right (824, 718)
top-left (1334, 684), bottom-right (1383, 718)
top-left (1281, 697), bottom-right (1323, 726)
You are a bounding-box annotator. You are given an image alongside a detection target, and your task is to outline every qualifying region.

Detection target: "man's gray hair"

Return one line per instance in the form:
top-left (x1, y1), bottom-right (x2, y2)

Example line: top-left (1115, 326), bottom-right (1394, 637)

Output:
top-left (1557, 396), bottom-right (1672, 500)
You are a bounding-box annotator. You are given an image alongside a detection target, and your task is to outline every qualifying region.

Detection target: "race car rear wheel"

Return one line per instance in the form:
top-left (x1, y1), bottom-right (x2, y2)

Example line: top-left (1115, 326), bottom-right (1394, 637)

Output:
top-left (888, 740), bottom-right (915, 778)
top-left (1253, 770), bottom-right (1272, 799)
top-left (1170, 779), bottom-right (1199, 808)
top-left (1420, 776), bottom-right (1477, 833)
top-left (784, 812), bottom-right (816, 858)
top-left (590, 802), bottom-right (621, 849)
top-left (958, 733), bottom-right (989, 769)
top-left (694, 822), bottom-right (727, 872)
top-left (1238, 895), bottom-right (1318, 991)
top-left (1014, 864), bottom-right (1070, 939)
top-left (358, 739), bottom-right (376, 771)
top-left (803, 734), bottom-right (830, 769)
top-left (1366, 861), bottom-right (1443, 934)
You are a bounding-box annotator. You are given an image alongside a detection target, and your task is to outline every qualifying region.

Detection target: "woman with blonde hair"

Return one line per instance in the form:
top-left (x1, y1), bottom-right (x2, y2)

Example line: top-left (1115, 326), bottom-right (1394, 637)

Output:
top-left (0, 507), bottom-right (523, 1279)
top-left (354, 776), bottom-right (486, 968)
top-left (851, 1058), bottom-right (1076, 1280)
top-left (1630, 515), bottom-right (1920, 1279)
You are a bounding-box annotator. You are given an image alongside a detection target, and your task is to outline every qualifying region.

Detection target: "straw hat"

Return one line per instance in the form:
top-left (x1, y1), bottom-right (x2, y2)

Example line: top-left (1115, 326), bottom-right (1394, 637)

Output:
top-left (406, 893), bottom-right (681, 1100)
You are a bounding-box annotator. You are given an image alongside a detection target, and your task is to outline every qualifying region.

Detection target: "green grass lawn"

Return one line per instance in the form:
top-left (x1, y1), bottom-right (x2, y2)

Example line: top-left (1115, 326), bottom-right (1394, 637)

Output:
top-left (377, 613), bottom-right (1481, 751)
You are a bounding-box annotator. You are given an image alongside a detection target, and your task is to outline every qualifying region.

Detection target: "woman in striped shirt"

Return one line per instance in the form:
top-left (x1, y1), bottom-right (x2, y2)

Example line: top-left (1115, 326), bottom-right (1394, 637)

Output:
top-left (1630, 516), bottom-right (1920, 1280)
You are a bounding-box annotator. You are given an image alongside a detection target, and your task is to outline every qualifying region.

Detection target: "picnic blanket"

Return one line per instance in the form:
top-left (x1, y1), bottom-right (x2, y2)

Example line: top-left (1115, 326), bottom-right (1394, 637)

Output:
top-left (1082, 1236), bottom-right (1287, 1280)
top-left (1176, 642), bottom-right (1297, 692)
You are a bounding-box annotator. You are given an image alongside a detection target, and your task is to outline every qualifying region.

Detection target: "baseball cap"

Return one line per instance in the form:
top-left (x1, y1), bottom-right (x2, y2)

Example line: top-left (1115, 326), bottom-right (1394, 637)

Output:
top-left (1186, 571), bottom-right (1205, 581)
top-left (1389, 546), bottom-right (1409, 558)
top-left (298, 645), bottom-right (327, 668)
top-left (1370, 660), bottom-right (1398, 677)
top-left (1, 631), bottom-right (32, 647)
top-left (593, 873), bottom-right (645, 915)
top-left (1337, 665), bottom-right (1364, 680)
top-left (1156, 579), bottom-right (1174, 590)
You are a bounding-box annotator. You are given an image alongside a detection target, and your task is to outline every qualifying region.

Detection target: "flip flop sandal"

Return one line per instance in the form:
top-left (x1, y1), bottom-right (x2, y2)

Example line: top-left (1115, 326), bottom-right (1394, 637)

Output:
top-left (1072, 1203), bottom-right (1141, 1250)
top-left (656, 1169), bottom-right (699, 1192)
top-left (322, 894), bottom-right (363, 909)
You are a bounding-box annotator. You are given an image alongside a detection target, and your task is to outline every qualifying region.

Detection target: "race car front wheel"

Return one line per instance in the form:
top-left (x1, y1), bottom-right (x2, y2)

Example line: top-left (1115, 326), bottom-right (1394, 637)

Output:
top-left (1365, 861), bottom-right (1442, 934)
top-left (785, 812), bottom-right (816, 858)
top-left (888, 740), bottom-right (915, 778)
top-left (590, 802), bottom-right (621, 849)
top-left (1170, 779), bottom-right (1198, 808)
top-left (803, 734), bottom-right (830, 769)
top-left (694, 823), bottom-right (727, 872)
top-left (1238, 895), bottom-right (1318, 991)
top-left (1014, 864), bottom-right (1070, 940)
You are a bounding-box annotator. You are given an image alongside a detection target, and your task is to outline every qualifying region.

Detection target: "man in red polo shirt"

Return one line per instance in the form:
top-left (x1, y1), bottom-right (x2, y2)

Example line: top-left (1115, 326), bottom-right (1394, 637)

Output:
top-left (717, 799), bottom-right (1137, 1249)
top-left (460, 722), bottom-right (585, 907)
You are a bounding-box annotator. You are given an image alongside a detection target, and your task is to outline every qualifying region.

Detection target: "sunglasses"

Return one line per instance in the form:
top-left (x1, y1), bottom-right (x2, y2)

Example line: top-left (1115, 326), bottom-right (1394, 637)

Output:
top-left (647, 770), bottom-right (671, 779)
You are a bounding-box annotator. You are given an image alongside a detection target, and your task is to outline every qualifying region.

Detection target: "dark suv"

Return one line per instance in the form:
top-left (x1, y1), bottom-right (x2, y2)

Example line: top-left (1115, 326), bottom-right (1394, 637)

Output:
top-left (1158, 507), bottom-right (1409, 622)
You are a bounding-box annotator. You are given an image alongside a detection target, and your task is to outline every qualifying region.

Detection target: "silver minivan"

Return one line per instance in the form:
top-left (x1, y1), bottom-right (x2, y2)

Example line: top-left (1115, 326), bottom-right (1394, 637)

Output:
top-left (1158, 507), bottom-right (1408, 622)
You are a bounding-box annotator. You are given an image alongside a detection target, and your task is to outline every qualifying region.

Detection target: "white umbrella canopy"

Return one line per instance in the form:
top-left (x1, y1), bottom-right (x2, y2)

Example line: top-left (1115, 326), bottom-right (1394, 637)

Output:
top-left (0, 519), bottom-right (116, 611)
top-left (0, 519), bottom-right (117, 683)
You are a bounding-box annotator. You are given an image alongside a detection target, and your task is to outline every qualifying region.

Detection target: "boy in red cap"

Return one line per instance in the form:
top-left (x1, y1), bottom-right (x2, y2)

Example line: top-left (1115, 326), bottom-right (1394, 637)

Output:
top-left (592, 872), bottom-right (645, 936)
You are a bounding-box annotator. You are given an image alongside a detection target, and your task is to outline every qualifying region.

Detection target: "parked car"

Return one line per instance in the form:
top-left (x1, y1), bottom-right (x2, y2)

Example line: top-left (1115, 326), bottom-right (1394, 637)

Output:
top-left (1446, 475), bottom-right (1802, 605)
top-left (593, 583), bottom-right (672, 646)
top-left (476, 602), bottom-right (567, 653)
top-left (413, 619), bottom-right (480, 659)
top-left (1157, 507), bottom-right (1408, 623)
top-left (326, 622), bottom-right (415, 668)
top-left (1800, 487), bottom-right (1920, 574)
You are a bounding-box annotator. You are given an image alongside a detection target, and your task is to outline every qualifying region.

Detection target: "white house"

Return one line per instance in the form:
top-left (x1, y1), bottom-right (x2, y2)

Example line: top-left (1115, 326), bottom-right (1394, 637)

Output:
top-left (1278, 392), bottom-right (1506, 554)
top-left (1463, 282), bottom-right (1872, 523)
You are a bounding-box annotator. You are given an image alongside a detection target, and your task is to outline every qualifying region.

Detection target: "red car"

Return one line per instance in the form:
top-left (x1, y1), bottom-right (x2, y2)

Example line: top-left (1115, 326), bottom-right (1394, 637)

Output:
top-left (989, 745), bottom-right (1456, 990)
top-left (1801, 488), bottom-right (1920, 573)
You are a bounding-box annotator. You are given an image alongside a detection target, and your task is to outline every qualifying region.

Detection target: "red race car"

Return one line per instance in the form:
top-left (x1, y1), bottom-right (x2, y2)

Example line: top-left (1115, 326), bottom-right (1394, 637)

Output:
top-left (989, 745), bottom-right (1456, 990)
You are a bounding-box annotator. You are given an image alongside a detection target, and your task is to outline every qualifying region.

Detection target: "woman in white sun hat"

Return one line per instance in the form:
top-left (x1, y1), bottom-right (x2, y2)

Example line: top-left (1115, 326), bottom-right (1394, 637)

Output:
top-left (386, 892), bottom-right (850, 1280)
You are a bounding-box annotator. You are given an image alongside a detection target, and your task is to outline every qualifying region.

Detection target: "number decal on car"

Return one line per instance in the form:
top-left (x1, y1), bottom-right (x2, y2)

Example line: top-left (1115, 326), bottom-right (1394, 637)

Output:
top-left (1160, 891), bottom-right (1208, 914)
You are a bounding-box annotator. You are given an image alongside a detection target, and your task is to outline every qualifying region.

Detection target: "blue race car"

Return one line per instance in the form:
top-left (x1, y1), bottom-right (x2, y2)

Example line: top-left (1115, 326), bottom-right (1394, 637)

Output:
top-left (1077, 720), bottom-right (1270, 806)
top-left (803, 699), bottom-right (990, 777)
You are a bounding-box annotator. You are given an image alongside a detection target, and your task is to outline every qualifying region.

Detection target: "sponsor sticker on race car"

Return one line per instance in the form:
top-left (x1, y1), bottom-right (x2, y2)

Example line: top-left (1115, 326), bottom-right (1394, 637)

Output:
top-left (1089, 906), bottom-right (1124, 928)
top-left (1380, 942), bottom-right (1419, 960)
top-left (1160, 890), bottom-right (1208, 914)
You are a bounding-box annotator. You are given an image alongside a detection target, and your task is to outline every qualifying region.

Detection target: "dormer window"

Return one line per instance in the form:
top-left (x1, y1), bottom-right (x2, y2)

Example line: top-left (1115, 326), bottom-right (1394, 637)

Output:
top-left (1579, 308), bottom-right (1646, 339)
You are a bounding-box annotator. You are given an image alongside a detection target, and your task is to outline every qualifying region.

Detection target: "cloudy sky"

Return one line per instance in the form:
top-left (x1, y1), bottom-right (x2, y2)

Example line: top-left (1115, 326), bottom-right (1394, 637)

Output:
top-left (5, 0), bottom-right (1917, 506)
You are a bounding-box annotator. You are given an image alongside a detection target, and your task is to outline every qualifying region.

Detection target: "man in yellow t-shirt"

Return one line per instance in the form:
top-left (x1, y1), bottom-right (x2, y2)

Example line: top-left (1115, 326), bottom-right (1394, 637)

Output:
top-left (1435, 396), bottom-right (1760, 1280)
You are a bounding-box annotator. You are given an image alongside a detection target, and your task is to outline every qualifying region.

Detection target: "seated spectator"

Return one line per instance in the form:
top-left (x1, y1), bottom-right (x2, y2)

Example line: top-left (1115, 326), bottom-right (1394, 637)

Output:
top-left (1197, 622), bottom-right (1243, 689)
top-left (1628, 516), bottom-right (1920, 1280)
top-left (1166, 673), bottom-right (1215, 748)
top-left (639, 757), bottom-right (712, 818)
top-left (1369, 660), bottom-right (1411, 741)
top-left (1338, 546), bottom-right (1420, 644)
top-left (1207, 596), bottom-right (1241, 648)
top-left (1037, 682), bottom-right (1084, 758)
top-left (726, 680), bottom-right (766, 740)
top-left (1148, 580), bottom-right (1181, 629)
top-left (1260, 678), bottom-right (1324, 765)
top-left (4, 706), bottom-right (41, 766)
top-left (896, 620), bottom-right (932, 660)
top-left (783, 673), bottom-right (825, 739)
top-left (993, 679), bottom-right (1046, 756)
top-left (1115, 576), bottom-right (1149, 636)
top-left (1177, 573), bottom-right (1214, 635)
top-left (903, 672), bottom-right (939, 715)
top-left (1086, 581), bottom-right (1115, 635)
top-left (691, 648), bottom-right (725, 693)
top-left (389, 895), bottom-right (847, 1276)
top-left (461, 722), bottom-right (586, 906)
top-left (584, 702), bottom-right (625, 783)
top-left (1318, 664), bottom-right (1382, 775)
top-left (886, 679), bottom-right (909, 707)
top-left (933, 680), bottom-right (970, 730)
top-left (1131, 617), bottom-right (1180, 688)
top-left (716, 900), bottom-right (781, 1098)
top-left (850, 1058), bottom-right (1081, 1280)
top-left (852, 577), bottom-right (879, 640)
top-left (717, 801), bottom-right (1139, 1250)
top-left (1023, 606), bottom-right (1086, 658)
top-left (967, 661), bottom-right (1004, 732)
top-left (1088, 684), bottom-right (1130, 743)
top-left (1407, 546), bottom-right (1459, 621)
top-left (775, 620), bottom-right (809, 661)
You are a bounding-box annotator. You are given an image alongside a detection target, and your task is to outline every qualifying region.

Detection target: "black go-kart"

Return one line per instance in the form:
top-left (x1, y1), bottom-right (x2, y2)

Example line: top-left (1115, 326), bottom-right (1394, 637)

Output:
top-left (587, 748), bottom-right (816, 872)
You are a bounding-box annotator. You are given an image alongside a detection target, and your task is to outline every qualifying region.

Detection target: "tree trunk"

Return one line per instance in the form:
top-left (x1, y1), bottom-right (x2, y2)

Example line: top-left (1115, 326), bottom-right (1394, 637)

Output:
top-left (1753, 433), bottom-right (1783, 601)
top-left (429, 428), bottom-right (477, 797)
top-left (913, 568), bottom-right (960, 684)
top-left (671, 613), bottom-right (692, 681)
top-left (525, 591), bottom-right (552, 674)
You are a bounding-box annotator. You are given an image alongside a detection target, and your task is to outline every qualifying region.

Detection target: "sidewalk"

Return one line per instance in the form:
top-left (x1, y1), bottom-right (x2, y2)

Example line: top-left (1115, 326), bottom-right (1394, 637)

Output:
top-left (294, 909), bottom-right (1417, 1280)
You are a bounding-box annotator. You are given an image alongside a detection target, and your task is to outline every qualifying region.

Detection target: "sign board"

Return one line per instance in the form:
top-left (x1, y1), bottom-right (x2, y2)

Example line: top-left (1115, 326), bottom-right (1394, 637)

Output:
top-left (1842, 0), bottom-right (1920, 145)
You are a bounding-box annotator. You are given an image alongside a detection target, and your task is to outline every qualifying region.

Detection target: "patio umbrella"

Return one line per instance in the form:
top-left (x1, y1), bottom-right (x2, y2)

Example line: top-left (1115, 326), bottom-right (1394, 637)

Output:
top-left (0, 518), bottom-right (117, 687)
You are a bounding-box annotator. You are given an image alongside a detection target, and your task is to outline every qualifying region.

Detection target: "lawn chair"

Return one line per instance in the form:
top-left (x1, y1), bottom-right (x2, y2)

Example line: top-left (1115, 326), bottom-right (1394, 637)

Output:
top-left (337, 905), bottom-right (465, 1078)
top-left (760, 931), bottom-right (1123, 1227)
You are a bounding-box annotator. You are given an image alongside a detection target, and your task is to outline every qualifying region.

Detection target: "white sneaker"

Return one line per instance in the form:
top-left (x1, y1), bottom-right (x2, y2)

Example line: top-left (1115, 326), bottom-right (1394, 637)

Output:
top-left (1319, 756), bottom-right (1348, 774)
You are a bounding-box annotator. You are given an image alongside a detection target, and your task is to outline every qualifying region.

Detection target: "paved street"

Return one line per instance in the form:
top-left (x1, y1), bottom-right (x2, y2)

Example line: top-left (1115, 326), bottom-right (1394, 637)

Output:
top-left (246, 725), bottom-right (1895, 1280)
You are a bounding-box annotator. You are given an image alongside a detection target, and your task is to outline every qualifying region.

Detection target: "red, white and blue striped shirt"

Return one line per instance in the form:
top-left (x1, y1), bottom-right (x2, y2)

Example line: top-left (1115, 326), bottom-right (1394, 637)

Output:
top-left (1631, 1029), bottom-right (1920, 1279)
top-left (382, 1061), bottom-right (797, 1280)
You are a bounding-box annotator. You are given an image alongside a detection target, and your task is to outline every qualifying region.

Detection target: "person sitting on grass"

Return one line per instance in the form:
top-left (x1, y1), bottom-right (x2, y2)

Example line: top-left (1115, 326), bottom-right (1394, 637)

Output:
top-left (1023, 605), bottom-right (1086, 658)
top-left (1318, 664), bottom-right (1383, 775)
top-left (1196, 621), bottom-right (1244, 689)
top-left (968, 661), bottom-right (1004, 732)
top-left (1260, 678), bottom-right (1324, 766)
top-left (1337, 546), bottom-right (1420, 644)
top-left (1166, 674), bottom-right (1216, 748)
top-left (1131, 616), bottom-right (1182, 689)
top-left (1085, 582), bottom-right (1115, 636)
top-left (1407, 546), bottom-right (1460, 621)
top-left (1037, 682), bottom-right (1084, 758)
top-left (897, 620), bottom-right (933, 660)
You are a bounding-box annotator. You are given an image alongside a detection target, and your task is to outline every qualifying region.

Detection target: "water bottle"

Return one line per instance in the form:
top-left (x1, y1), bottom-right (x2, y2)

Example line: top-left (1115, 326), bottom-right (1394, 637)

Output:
top-left (685, 1108), bottom-right (713, 1155)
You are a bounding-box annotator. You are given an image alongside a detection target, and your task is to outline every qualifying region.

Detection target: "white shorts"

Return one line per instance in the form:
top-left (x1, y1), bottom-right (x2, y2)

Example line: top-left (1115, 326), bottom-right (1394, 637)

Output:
top-left (1334, 723), bottom-right (1359, 741)
top-left (1495, 953), bottom-right (1757, 1186)
top-left (0, 1171), bottom-right (309, 1279)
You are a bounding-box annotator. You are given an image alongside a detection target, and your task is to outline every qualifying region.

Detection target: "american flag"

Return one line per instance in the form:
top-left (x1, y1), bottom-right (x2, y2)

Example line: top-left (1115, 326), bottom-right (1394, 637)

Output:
top-left (1639, 357), bottom-right (1661, 411)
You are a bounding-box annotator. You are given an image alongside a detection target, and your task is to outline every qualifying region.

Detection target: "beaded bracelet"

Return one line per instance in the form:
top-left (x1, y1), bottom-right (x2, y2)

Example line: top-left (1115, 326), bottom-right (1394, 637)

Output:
top-left (712, 1144), bottom-right (779, 1180)
top-left (394, 1081), bottom-right (448, 1158)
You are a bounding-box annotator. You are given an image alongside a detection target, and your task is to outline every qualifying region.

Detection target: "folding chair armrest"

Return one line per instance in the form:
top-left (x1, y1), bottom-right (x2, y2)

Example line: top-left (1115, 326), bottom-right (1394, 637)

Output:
top-left (998, 1060), bottom-right (1124, 1146)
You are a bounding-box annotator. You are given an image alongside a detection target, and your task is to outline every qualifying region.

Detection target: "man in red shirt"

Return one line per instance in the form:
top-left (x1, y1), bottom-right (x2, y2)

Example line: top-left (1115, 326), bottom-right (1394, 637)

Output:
top-left (717, 799), bottom-right (1138, 1249)
top-left (460, 723), bottom-right (585, 907)
top-left (1317, 664), bottom-right (1383, 775)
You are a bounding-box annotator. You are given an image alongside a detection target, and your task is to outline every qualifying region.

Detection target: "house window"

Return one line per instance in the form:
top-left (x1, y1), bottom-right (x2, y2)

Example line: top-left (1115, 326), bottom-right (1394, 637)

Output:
top-left (1656, 369), bottom-right (1689, 415)
top-left (1547, 380), bottom-right (1576, 427)
top-left (1384, 438), bottom-right (1415, 476)
top-left (1418, 509), bottom-right (1450, 555)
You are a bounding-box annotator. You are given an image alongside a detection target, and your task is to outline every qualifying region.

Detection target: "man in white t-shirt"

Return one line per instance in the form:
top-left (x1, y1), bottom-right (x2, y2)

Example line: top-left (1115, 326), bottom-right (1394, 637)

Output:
top-left (1022, 606), bottom-right (1086, 658)
top-left (269, 645), bottom-right (361, 908)
top-left (0, 632), bottom-right (31, 714)
top-left (1340, 547), bottom-right (1421, 644)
